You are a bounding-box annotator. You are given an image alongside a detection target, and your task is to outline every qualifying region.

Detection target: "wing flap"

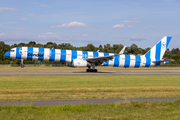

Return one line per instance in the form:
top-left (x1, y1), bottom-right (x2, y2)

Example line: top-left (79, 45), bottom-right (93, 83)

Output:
top-left (83, 46), bottom-right (126, 64)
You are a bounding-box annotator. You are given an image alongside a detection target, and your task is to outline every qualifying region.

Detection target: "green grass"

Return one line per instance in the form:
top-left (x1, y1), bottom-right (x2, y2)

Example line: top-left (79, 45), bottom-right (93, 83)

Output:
top-left (0, 75), bottom-right (180, 101)
top-left (1, 100), bottom-right (180, 120)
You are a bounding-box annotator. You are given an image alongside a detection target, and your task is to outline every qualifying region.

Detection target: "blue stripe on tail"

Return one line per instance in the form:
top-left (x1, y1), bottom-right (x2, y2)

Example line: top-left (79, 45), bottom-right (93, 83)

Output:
top-left (166, 36), bottom-right (172, 49)
top-left (155, 41), bottom-right (161, 66)
top-left (145, 50), bottom-right (151, 67)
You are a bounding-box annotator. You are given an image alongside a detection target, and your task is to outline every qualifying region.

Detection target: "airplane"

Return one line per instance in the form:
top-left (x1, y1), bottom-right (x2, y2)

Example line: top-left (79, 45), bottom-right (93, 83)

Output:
top-left (4, 36), bottom-right (172, 72)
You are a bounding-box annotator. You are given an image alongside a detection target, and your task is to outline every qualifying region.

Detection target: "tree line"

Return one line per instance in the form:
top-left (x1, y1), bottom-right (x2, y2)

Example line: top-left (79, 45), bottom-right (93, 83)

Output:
top-left (0, 41), bottom-right (179, 64)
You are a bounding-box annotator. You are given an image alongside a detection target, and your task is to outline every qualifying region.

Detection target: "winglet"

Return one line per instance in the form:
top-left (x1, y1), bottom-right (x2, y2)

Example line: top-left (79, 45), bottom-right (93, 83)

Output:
top-left (119, 46), bottom-right (126, 55)
top-left (97, 49), bottom-right (99, 52)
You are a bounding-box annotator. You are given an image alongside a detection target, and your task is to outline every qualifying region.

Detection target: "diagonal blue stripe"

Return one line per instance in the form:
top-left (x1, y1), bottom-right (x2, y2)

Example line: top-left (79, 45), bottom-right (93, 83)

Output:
top-left (93, 52), bottom-right (98, 58)
top-left (113, 54), bottom-right (119, 67)
top-left (124, 55), bottom-right (130, 68)
top-left (38, 48), bottom-right (44, 60)
top-left (60, 49), bottom-right (66, 62)
top-left (16, 47), bottom-right (22, 59)
top-left (49, 49), bottom-right (55, 61)
top-left (103, 53), bottom-right (109, 66)
top-left (135, 55), bottom-right (141, 68)
top-left (71, 50), bottom-right (77, 62)
top-left (82, 51), bottom-right (88, 59)
top-left (145, 50), bottom-right (151, 67)
top-left (27, 47), bottom-right (33, 60)
top-left (166, 36), bottom-right (172, 49)
top-left (155, 41), bottom-right (161, 66)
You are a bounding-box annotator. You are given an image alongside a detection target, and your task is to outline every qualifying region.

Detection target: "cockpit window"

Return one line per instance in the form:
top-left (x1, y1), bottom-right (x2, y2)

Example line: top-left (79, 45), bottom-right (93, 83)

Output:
top-left (10, 50), bottom-right (15, 52)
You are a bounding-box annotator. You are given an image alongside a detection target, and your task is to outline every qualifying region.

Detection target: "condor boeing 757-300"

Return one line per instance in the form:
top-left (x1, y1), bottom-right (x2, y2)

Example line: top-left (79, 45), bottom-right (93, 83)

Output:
top-left (4, 36), bottom-right (172, 72)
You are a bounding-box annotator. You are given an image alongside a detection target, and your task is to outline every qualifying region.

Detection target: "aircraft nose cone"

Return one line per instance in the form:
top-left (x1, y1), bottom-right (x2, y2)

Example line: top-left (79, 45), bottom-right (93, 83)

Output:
top-left (4, 51), bottom-right (10, 58)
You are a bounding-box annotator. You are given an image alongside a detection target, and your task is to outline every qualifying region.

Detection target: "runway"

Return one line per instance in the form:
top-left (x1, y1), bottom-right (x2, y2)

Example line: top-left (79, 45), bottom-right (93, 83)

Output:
top-left (0, 97), bottom-right (179, 106)
top-left (0, 70), bottom-right (180, 75)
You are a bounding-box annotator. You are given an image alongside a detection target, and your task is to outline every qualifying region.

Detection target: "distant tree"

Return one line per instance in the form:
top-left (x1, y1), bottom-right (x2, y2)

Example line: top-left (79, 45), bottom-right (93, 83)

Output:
top-left (86, 44), bottom-right (96, 51)
top-left (29, 41), bottom-right (36, 45)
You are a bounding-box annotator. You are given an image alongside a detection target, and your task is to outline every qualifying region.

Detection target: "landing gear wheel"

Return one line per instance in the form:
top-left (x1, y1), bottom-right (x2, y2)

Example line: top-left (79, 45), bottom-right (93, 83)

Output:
top-left (86, 69), bottom-right (98, 72)
top-left (20, 64), bottom-right (24, 68)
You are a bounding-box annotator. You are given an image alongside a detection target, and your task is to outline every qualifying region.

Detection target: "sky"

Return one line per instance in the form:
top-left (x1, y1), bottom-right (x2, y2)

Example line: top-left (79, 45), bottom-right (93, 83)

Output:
top-left (0, 0), bottom-right (180, 49)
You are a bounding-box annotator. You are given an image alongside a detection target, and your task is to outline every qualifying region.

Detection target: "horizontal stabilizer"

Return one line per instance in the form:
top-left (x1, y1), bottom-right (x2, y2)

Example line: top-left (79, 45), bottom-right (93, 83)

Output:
top-left (152, 58), bottom-right (174, 63)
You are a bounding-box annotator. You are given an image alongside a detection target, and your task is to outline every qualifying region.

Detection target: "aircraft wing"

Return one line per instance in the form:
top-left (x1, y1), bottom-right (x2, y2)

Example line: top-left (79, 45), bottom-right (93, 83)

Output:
top-left (84, 54), bottom-right (119, 64)
top-left (84, 46), bottom-right (126, 64)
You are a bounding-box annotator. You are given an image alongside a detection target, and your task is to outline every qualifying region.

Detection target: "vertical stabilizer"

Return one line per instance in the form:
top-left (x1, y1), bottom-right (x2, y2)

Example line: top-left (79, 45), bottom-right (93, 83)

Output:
top-left (144, 36), bottom-right (172, 62)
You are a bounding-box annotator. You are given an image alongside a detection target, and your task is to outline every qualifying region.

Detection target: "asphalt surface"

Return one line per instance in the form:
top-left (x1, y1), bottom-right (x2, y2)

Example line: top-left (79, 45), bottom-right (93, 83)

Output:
top-left (0, 97), bottom-right (179, 106)
top-left (0, 70), bottom-right (179, 75)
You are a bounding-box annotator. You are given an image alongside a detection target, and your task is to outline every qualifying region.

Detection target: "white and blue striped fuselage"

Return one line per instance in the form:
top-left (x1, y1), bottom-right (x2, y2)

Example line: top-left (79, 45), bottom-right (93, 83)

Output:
top-left (6, 46), bottom-right (167, 68)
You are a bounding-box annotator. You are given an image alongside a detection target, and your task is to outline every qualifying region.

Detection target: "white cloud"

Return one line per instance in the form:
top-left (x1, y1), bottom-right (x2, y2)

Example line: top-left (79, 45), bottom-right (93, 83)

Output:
top-left (16, 27), bottom-right (25, 30)
top-left (0, 7), bottom-right (18, 12)
top-left (0, 24), bottom-right (3, 27)
top-left (112, 24), bottom-right (125, 28)
top-left (51, 21), bottom-right (87, 28)
top-left (83, 34), bottom-right (88, 37)
top-left (0, 33), bottom-right (6, 36)
top-left (145, 26), bottom-right (160, 29)
top-left (21, 18), bottom-right (28, 21)
top-left (28, 14), bottom-right (36, 16)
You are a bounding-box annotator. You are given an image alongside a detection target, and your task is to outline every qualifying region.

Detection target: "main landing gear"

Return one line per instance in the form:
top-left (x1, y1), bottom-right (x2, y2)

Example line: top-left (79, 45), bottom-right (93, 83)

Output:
top-left (86, 63), bottom-right (98, 72)
top-left (86, 69), bottom-right (98, 72)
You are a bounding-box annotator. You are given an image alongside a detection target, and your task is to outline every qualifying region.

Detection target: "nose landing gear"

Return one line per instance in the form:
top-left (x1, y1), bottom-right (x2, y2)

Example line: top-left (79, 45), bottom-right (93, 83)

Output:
top-left (20, 59), bottom-right (24, 68)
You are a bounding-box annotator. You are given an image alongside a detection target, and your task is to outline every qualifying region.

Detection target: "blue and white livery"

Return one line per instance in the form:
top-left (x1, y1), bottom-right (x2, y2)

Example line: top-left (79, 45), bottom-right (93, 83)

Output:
top-left (4, 36), bottom-right (172, 72)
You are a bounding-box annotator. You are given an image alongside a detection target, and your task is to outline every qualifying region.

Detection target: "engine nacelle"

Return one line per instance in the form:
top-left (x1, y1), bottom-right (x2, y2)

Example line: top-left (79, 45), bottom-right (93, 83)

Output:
top-left (67, 59), bottom-right (90, 67)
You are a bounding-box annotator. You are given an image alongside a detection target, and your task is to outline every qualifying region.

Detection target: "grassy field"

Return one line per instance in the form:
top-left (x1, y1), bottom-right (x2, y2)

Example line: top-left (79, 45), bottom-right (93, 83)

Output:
top-left (0, 75), bottom-right (180, 101)
top-left (0, 66), bottom-right (180, 71)
top-left (1, 100), bottom-right (180, 120)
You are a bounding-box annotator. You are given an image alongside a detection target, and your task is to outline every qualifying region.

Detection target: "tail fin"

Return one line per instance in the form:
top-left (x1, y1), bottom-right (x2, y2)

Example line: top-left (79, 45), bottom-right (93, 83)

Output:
top-left (144, 36), bottom-right (172, 61)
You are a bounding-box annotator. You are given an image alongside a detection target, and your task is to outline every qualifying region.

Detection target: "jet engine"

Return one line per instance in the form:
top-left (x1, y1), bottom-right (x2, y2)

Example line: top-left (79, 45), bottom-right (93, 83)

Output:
top-left (67, 59), bottom-right (90, 67)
